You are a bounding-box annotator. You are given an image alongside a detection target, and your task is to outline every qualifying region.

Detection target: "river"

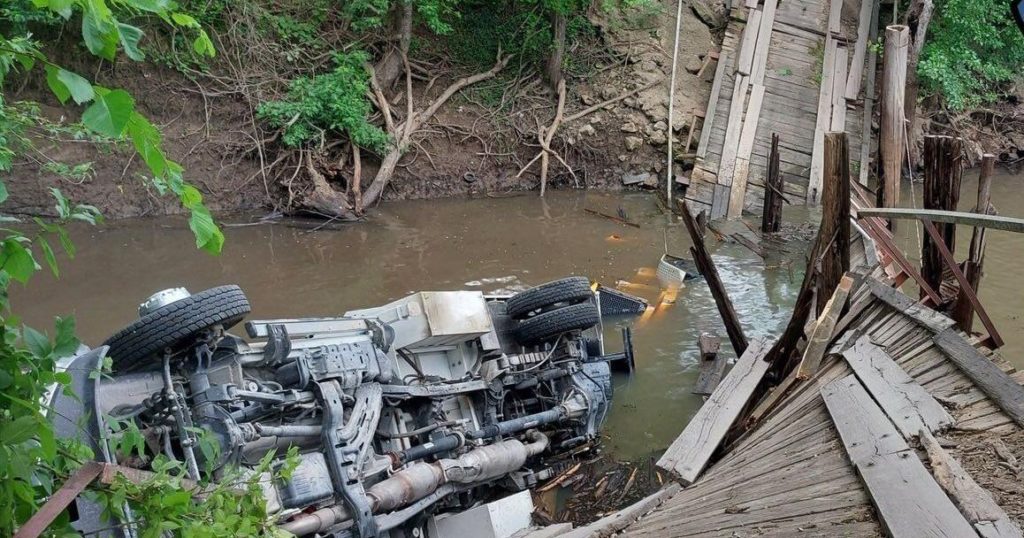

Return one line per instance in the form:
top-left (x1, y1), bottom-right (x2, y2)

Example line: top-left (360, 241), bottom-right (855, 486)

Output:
top-left (15, 167), bottom-right (1022, 463)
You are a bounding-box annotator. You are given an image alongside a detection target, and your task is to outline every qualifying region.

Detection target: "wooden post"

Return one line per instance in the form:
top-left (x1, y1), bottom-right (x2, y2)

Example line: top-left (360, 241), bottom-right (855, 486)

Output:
top-left (761, 133), bottom-right (783, 233)
top-left (818, 132), bottom-right (851, 314)
top-left (921, 135), bottom-right (963, 302)
top-left (693, 333), bottom-right (726, 396)
top-left (953, 154), bottom-right (995, 332)
top-left (679, 200), bottom-right (748, 356)
top-left (880, 25), bottom-right (909, 229)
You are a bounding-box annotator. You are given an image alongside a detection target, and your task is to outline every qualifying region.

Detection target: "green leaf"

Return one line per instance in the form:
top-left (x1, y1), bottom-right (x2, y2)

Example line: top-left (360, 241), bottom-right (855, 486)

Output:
top-left (0, 239), bottom-right (38, 283)
top-left (54, 317), bottom-right (79, 358)
top-left (82, 13), bottom-right (118, 60)
top-left (180, 185), bottom-right (203, 208)
top-left (171, 12), bottom-right (199, 27)
top-left (188, 205), bottom-right (224, 255)
top-left (117, 23), bottom-right (146, 61)
top-left (127, 113), bottom-right (167, 177)
top-left (58, 228), bottom-right (75, 258)
top-left (0, 416), bottom-right (38, 446)
top-left (45, 66), bottom-right (71, 105)
top-left (39, 238), bottom-right (58, 277)
top-left (0, 179), bottom-right (7, 204)
top-left (82, 89), bottom-right (135, 138)
top-left (57, 69), bottom-right (96, 105)
top-left (193, 30), bottom-right (216, 58)
top-left (23, 326), bottom-right (51, 358)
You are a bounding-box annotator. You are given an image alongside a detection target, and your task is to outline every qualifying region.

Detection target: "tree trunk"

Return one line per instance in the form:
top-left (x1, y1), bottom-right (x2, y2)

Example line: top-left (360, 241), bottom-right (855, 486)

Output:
top-left (374, 0), bottom-right (413, 90)
top-left (903, 0), bottom-right (933, 169)
top-left (545, 11), bottom-right (567, 91)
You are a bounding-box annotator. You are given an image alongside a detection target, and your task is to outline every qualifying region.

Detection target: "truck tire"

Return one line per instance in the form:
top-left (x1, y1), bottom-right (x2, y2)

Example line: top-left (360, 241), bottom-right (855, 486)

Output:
top-left (506, 277), bottom-right (593, 320)
top-left (103, 285), bottom-right (251, 371)
top-left (514, 302), bottom-right (600, 345)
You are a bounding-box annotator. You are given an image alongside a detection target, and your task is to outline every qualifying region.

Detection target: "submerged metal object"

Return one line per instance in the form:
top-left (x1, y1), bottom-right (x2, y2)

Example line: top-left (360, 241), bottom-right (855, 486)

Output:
top-left (54, 278), bottom-right (633, 538)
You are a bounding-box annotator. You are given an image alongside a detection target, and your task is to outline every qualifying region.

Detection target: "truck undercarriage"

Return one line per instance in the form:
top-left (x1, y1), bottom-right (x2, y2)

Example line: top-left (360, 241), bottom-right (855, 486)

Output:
top-left (51, 277), bottom-right (637, 537)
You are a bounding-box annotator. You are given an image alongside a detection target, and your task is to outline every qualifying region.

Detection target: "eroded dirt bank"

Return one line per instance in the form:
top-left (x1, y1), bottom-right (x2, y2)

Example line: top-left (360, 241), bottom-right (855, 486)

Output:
top-left (7, 0), bottom-right (721, 219)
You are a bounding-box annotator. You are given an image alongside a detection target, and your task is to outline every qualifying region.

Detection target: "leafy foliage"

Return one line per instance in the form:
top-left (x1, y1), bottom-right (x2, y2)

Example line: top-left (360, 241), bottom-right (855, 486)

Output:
top-left (918, 0), bottom-right (1024, 109)
top-left (345, 0), bottom-right (461, 34)
top-left (257, 51), bottom-right (391, 152)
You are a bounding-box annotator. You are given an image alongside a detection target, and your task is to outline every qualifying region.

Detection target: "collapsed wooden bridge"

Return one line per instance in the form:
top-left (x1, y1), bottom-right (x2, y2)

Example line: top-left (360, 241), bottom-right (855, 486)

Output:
top-left (683, 0), bottom-right (879, 218)
top-left (546, 129), bottom-right (1024, 536)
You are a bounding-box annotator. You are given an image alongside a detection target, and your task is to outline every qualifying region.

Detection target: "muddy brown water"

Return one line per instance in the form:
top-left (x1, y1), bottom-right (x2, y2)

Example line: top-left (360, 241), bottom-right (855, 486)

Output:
top-left (16, 169), bottom-right (1023, 462)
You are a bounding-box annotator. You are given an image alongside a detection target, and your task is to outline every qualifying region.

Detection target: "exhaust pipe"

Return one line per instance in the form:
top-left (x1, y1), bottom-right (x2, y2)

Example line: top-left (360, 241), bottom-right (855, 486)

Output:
top-left (279, 431), bottom-right (549, 536)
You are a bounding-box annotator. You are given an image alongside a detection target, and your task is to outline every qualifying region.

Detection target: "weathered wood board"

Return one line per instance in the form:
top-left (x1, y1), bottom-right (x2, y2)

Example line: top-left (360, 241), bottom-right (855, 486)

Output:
top-left (657, 338), bottom-right (771, 484)
top-left (821, 375), bottom-right (977, 537)
top-left (934, 328), bottom-right (1024, 427)
top-left (843, 335), bottom-right (953, 438)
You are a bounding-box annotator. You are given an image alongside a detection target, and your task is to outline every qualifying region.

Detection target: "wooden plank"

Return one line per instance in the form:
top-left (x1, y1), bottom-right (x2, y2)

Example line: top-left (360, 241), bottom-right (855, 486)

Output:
top-left (864, 277), bottom-right (954, 333)
top-left (821, 375), bottom-right (978, 538)
top-left (829, 45), bottom-right (848, 131)
top-left (694, 333), bottom-right (726, 396)
top-left (716, 74), bottom-right (750, 192)
top-left (807, 36), bottom-right (837, 203)
top-left (737, 9), bottom-right (763, 76)
top-left (856, 208), bottom-right (1024, 234)
top-left (697, 53), bottom-right (731, 159)
top-left (828, 0), bottom-right (843, 35)
top-left (858, 0), bottom-right (879, 186)
top-left (14, 462), bottom-right (104, 538)
top-left (843, 335), bottom-right (954, 438)
top-left (846, 0), bottom-right (875, 100)
top-left (561, 483), bottom-right (682, 538)
top-left (657, 338), bottom-right (771, 484)
top-left (728, 83), bottom-right (766, 219)
top-left (920, 430), bottom-right (1024, 538)
top-left (797, 275), bottom-right (853, 378)
top-left (751, 0), bottom-right (779, 85)
top-left (933, 328), bottom-right (1024, 428)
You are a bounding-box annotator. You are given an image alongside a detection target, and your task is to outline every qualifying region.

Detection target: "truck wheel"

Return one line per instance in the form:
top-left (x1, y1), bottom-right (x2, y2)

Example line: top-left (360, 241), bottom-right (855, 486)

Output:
top-left (103, 285), bottom-right (251, 371)
top-left (514, 302), bottom-right (600, 345)
top-left (506, 277), bottom-right (593, 320)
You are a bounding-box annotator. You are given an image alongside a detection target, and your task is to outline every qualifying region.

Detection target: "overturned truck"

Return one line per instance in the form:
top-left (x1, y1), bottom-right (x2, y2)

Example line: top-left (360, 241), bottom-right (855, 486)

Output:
top-left (52, 277), bottom-right (635, 537)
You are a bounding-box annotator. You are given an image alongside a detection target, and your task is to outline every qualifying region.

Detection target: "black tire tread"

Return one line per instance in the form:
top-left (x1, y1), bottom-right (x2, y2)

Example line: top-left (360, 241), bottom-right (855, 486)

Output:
top-left (103, 285), bottom-right (250, 370)
top-left (514, 302), bottom-right (600, 345)
top-left (506, 277), bottom-right (592, 319)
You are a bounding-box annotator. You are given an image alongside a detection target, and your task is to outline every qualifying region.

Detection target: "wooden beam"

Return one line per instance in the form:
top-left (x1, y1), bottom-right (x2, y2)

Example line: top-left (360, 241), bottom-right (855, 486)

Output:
top-left (857, 215), bottom-right (943, 304)
top-left (697, 53), bottom-right (731, 159)
top-left (956, 154), bottom-right (997, 333)
top-left (858, 0), bottom-right (880, 185)
top-left (920, 430), bottom-right (1024, 538)
top-left (797, 274), bottom-right (853, 378)
top-left (560, 484), bottom-right (682, 538)
top-left (828, 0), bottom-right (843, 35)
top-left (856, 208), bottom-right (1024, 233)
top-left (846, 0), bottom-right (876, 99)
top-left (922, 219), bottom-right (1003, 348)
top-left (736, 8), bottom-right (763, 76)
top-left (821, 375), bottom-right (977, 537)
top-left (716, 74), bottom-right (750, 193)
top-left (750, 0), bottom-right (778, 85)
top-left (829, 46), bottom-right (849, 131)
top-left (921, 135), bottom-right (964, 301)
top-left (807, 35), bottom-right (839, 204)
top-left (880, 25), bottom-right (909, 222)
top-left (819, 133), bottom-right (851, 314)
top-left (693, 333), bottom-right (726, 396)
top-left (728, 83), bottom-right (766, 218)
top-left (657, 338), bottom-right (771, 484)
top-left (761, 133), bottom-right (783, 233)
top-left (864, 277), bottom-right (953, 333)
top-left (933, 327), bottom-right (1024, 427)
top-left (13, 462), bottom-right (104, 538)
top-left (842, 335), bottom-right (953, 438)
top-left (679, 200), bottom-right (749, 355)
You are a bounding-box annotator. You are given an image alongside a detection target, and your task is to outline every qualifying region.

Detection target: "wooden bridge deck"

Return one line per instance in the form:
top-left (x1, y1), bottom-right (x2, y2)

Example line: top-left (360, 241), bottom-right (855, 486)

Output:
top-left (622, 267), bottom-right (1024, 536)
top-left (686, 0), bottom-right (876, 218)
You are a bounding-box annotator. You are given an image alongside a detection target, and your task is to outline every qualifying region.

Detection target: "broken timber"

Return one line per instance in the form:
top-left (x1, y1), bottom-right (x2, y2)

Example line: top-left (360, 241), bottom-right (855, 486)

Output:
top-left (821, 375), bottom-right (977, 537)
top-left (796, 274), bottom-right (852, 378)
top-left (693, 333), bottom-right (726, 396)
top-left (683, 0), bottom-right (872, 216)
top-left (680, 200), bottom-right (748, 356)
top-left (656, 338), bottom-right (771, 484)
